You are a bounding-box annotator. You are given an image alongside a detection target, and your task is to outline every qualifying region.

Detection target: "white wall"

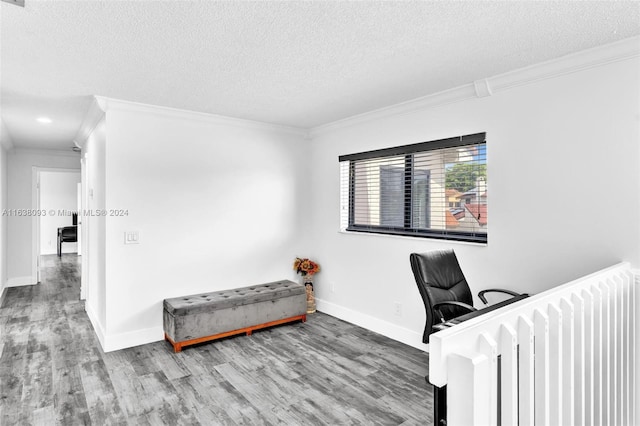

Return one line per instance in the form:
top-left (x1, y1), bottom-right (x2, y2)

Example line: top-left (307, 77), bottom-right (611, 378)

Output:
top-left (39, 171), bottom-right (81, 255)
top-left (83, 119), bottom-right (107, 344)
top-left (89, 102), bottom-right (308, 351)
top-left (0, 145), bottom-right (8, 297)
top-left (0, 119), bottom-right (12, 297)
top-left (7, 149), bottom-right (80, 285)
top-left (308, 56), bottom-right (640, 350)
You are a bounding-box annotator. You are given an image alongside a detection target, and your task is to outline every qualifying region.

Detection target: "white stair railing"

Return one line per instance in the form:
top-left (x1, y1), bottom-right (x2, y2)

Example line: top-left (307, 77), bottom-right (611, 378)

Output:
top-left (429, 262), bottom-right (638, 426)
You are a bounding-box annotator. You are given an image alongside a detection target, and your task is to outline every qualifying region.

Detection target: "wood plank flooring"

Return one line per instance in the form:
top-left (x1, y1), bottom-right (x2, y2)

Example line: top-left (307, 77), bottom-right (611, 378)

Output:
top-left (1, 255), bottom-right (433, 425)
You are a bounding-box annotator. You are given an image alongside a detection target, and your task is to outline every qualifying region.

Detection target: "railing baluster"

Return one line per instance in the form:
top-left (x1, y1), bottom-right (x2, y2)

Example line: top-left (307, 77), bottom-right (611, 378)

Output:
top-left (572, 293), bottom-right (585, 426)
top-left (602, 280), bottom-right (612, 426)
top-left (477, 332), bottom-right (499, 426)
top-left (518, 316), bottom-right (535, 426)
top-left (548, 303), bottom-right (563, 425)
top-left (560, 298), bottom-right (575, 426)
top-left (447, 352), bottom-right (491, 426)
top-left (499, 324), bottom-right (519, 425)
top-left (581, 288), bottom-right (595, 426)
top-left (609, 277), bottom-right (620, 426)
top-left (427, 263), bottom-right (638, 426)
top-left (533, 309), bottom-right (550, 426)
top-left (621, 272), bottom-right (631, 426)
top-left (632, 273), bottom-right (638, 426)
top-left (613, 275), bottom-right (624, 425)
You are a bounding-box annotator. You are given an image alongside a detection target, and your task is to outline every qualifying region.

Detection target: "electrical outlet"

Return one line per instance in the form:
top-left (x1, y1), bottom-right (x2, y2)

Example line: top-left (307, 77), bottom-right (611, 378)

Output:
top-left (394, 302), bottom-right (402, 317)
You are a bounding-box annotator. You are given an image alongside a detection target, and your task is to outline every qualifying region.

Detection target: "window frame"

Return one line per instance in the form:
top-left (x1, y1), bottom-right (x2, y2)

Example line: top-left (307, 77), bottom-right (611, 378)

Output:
top-left (339, 132), bottom-right (487, 244)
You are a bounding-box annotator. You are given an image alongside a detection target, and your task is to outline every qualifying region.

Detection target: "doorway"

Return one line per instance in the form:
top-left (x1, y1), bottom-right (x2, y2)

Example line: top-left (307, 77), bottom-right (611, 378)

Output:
top-left (32, 168), bottom-right (81, 282)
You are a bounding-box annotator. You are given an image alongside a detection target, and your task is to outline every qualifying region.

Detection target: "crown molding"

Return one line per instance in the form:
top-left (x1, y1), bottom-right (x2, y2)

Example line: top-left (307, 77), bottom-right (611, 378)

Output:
top-left (95, 96), bottom-right (309, 137)
top-left (74, 96), bottom-right (107, 149)
top-left (488, 35), bottom-right (640, 93)
top-left (310, 36), bottom-right (640, 138)
top-left (11, 147), bottom-right (81, 158)
top-left (309, 84), bottom-right (478, 138)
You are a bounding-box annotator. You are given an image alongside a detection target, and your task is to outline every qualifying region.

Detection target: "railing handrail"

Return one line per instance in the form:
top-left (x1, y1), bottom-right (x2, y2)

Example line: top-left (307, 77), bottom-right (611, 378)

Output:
top-left (429, 261), bottom-right (632, 387)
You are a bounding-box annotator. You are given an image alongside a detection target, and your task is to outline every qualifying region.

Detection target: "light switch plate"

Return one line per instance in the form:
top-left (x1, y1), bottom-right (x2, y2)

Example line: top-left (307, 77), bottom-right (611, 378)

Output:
top-left (124, 231), bottom-right (139, 244)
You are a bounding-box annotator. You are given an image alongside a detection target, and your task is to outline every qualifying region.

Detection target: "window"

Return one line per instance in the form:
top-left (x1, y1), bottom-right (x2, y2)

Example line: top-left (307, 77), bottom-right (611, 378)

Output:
top-left (339, 133), bottom-right (487, 243)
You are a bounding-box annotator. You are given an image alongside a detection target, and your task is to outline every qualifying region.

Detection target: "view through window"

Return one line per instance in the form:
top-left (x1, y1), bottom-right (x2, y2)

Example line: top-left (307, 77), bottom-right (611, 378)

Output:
top-left (339, 133), bottom-right (487, 243)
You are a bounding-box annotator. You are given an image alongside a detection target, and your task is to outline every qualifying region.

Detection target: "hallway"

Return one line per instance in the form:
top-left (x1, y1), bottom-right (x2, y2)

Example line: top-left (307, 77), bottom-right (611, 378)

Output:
top-left (0, 254), bottom-right (101, 424)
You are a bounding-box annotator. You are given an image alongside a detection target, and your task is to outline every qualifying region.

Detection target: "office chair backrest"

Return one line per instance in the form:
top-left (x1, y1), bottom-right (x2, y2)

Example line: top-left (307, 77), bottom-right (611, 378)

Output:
top-left (410, 249), bottom-right (473, 343)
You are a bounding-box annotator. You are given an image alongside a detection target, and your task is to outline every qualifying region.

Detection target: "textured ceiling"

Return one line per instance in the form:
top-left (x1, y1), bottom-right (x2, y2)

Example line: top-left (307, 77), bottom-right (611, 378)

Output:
top-left (1, 0), bottom-right (640, 150)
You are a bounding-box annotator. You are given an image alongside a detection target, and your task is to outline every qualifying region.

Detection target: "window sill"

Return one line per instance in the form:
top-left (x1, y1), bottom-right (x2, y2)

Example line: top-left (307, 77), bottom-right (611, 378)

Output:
top-left (338, 229), bottom-right (488, 247)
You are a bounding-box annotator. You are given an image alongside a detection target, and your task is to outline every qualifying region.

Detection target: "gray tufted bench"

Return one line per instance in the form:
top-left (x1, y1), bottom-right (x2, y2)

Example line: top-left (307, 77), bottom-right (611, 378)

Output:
top-left (163, 280), bottom-right (306, 352)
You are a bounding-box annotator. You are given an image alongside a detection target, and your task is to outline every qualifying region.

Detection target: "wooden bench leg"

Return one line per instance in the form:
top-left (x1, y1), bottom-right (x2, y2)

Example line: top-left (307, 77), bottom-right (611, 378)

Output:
top-left (165, 314), bottom-right (307, 352)
top-left (165, 333), bottom-right (182, 353)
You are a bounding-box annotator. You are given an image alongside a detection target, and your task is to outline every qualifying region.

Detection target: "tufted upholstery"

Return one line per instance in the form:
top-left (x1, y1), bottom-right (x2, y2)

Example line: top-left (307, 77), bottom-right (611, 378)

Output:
top-left (163, 280), bottom-right (307, 346)
top-left (410, 250), bottom-right (474, 343)
top-left (163, 280), bottom-right (304, 315)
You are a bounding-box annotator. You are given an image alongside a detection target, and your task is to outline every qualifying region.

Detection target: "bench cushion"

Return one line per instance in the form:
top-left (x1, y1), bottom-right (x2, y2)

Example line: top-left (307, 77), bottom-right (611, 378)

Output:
top-left (163, 280), bottom-right (304, 315)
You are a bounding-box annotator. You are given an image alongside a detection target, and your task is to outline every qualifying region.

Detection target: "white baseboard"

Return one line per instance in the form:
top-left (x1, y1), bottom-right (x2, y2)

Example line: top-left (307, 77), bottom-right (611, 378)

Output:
top-left (85, 302), bottom-right (107, 350)
top-left (86, 298), bottom-right (425, 353)
top-left (102, 326), bottom-right (164, 353)
top-left (84, 302), bottom-right (170, 353)
top-left (7, 276), bottom-right (37, 287)
top-left (315, 298), bottom-right (429, 353)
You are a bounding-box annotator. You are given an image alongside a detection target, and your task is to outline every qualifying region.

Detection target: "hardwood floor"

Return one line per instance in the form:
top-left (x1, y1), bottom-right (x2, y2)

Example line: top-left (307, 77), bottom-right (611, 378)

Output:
top-left (1, 255), bottom-right (433, 425)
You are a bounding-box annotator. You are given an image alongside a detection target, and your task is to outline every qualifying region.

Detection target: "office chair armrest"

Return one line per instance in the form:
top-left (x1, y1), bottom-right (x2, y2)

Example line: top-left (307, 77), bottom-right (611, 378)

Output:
top-left (432, 301), bottom-right (476, 323)
top-left (478, 289), bottom-right (521, 305)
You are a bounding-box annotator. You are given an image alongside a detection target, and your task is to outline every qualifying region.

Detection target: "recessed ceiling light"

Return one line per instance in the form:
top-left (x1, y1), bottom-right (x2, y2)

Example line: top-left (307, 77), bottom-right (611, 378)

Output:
top-left (36, 117), bottom-right (52, 124)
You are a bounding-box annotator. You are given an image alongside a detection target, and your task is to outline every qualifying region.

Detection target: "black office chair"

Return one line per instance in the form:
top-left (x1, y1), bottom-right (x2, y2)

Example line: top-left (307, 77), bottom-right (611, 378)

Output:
top-left (410, 249), bottom-right (520, 343)
top-left (57, 213), bottom-right (78, 257)
top-left (410, 249), bottom-right (521, 425)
